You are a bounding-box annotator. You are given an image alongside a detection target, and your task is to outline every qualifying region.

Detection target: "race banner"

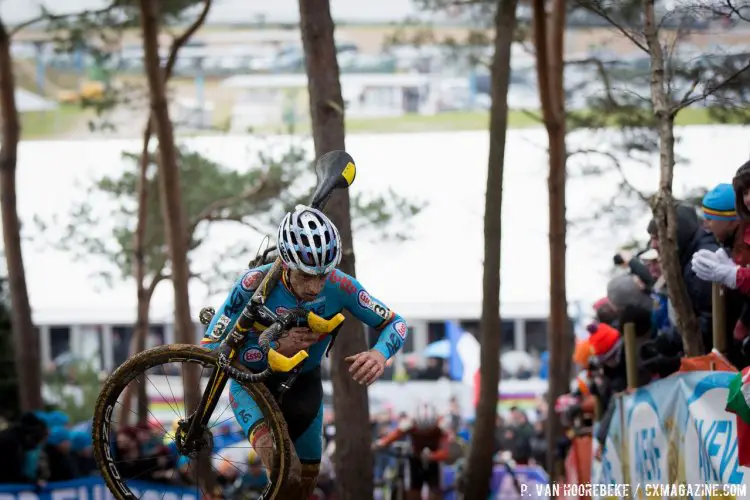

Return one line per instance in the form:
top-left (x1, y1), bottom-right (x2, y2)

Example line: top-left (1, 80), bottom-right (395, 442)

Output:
top-left (0, 477), bottom-right (198, 500)
top-left (592, 371), bottom-right (750, 499)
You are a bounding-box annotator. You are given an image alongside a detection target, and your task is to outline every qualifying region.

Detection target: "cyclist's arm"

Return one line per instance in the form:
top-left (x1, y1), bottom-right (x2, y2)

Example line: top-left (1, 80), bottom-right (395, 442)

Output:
top-left (427, 433), bottom-right (451, 462)
top-left (333, 270), bottom-right (408, 360)
top-left (200, 266), bottom-right (269, 350)
top-left (376, 427), bottom-right (407, 448)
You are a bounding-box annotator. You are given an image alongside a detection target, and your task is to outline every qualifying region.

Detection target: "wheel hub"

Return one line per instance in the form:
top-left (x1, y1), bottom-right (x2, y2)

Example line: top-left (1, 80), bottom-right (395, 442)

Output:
top-left (174, 418), bottom-right (213, 457)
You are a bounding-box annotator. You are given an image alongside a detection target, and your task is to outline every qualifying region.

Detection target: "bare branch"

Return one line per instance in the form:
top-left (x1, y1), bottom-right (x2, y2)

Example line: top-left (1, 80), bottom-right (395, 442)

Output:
top-left (146, 264), bottom-right (169, 299)
top-left (724, 0), bottom-right (750, 22)
top-left (520, 108), bottom-right (543, 123)
top-left (568, 148), bottom-right (650, 203)
top-left (164, 0), bottom-right (212, 80)
top-left (573, 1), bottom-right (649, 53)
top-left (8, 1), bottom-right (122, 37)
top-left (567, 57), bottom-right (620, 107)
top-left (674, 59), bottom-right (750, 112)
top-left (676, 76), bottom-right (701, 109)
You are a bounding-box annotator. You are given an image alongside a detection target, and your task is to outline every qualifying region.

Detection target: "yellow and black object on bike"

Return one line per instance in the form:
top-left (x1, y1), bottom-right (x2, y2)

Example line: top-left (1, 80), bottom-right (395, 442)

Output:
top-left (92, 151), bottom-right (357, 500)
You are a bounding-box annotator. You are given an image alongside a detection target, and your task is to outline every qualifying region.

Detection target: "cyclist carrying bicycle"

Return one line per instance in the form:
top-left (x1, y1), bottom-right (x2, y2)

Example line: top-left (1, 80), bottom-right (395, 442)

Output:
top-left (201, 205), bottom-right (408, 497)
top-left (373, 404), bottom-right (451, 500)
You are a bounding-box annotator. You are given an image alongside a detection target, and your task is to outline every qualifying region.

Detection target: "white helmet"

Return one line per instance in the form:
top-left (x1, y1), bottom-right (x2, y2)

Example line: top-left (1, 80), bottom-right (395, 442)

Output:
top-left (277, 205), bottom-right (342, 275)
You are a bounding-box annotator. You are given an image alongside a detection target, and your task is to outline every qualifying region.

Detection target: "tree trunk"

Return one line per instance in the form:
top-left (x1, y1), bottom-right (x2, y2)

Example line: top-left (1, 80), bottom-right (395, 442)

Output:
top-left (119, 289), bottom-right (152, 426)
top-left (122, 0), bottom-right (210, 425)
top-left (139, 0), bottom-right (197, 401)
top-left (298, 1), bottom-right (372, 498)
top-left (461, 1), bottom-right (518, 498)
top-left (532, 0), bottom-right (571, 476)
top-left (140, 0), bottom-right (214, 491)
top-left (0, 19), bottom-right (42, 412)
top-left (133, 127), bottom-right (153, 424)
top-left (643, 0), bottom-right (703, 355)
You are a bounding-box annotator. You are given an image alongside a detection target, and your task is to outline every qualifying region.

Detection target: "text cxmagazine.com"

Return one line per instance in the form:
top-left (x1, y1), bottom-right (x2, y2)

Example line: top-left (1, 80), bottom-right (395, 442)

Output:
top-left (532, 482), bottom-right (748, 497)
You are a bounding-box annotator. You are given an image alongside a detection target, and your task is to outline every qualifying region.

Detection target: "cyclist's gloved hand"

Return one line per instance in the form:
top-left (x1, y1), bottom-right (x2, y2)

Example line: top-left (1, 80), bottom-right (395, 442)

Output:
top-left (346, 350), bottom-right (386, 386)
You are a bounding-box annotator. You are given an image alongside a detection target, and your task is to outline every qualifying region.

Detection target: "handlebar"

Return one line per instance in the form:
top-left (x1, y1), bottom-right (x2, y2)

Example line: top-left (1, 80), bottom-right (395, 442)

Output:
top-left (219, 308), bottom-right (345, 384)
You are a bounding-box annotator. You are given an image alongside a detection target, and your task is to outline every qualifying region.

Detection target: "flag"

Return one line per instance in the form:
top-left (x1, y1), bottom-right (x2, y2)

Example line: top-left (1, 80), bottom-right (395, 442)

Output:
top-left (725, 366), bottom-right (750, 467)
top-left (445, 320), bottom-right (464, 381)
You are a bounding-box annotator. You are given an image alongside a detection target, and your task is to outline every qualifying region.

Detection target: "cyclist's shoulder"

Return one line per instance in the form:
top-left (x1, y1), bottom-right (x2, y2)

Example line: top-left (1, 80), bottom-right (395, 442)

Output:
top-left (325, 268), bottom-right (362, 296)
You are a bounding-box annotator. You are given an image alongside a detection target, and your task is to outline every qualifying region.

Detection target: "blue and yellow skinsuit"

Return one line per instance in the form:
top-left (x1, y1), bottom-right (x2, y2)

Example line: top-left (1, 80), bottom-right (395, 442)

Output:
top-left (201, 263), bottom-right (408, 467)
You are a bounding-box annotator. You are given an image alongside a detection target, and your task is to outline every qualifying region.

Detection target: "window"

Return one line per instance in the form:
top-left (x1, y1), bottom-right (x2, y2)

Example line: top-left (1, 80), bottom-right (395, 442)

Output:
top-left (49, 326), bottom-right (71, 361)
top-left (401, 326), bottom-right (414, 354)
top-left (525, 320), bottom-right (548, 354)
top-left (459, 320), bottom-right (479, 338)
top-left (427, 321), bottom-right (445, 344)
top-left (457, 319), bottom-right (513, 350)
top-left (501, 320), bottom-right (515, 352)
top-left (112, 326), bottom-right (133, 367)
top-left (148, 324), bottom-right (166, 348)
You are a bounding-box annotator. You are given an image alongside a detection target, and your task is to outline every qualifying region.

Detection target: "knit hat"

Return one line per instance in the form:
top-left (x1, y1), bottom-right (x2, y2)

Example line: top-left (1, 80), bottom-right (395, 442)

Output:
top-left (48, 426), bottom-right (71, 446)
top-left (70, 430), bottom-right (93, 452)
top-left (588, 322), bottom-right (621, 362)
top-left (703, 183), bottom-right (738, 220)
top-left (606, 274), bottom-right (653, 312)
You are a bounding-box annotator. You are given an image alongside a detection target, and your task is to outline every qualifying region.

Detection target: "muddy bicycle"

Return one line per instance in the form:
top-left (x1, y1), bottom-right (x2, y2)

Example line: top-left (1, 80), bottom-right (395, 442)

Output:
top-left (92, 151), bottom-right (357, 500)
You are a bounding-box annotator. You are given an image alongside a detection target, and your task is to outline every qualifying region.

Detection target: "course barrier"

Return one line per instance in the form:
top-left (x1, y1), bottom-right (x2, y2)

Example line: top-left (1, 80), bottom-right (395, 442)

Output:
top-left (591, 371), bottom-right (750, 499)
top-left (0, 465), bottom-right (550, 500)
top-left (0, 477), bottom-right (198, 500)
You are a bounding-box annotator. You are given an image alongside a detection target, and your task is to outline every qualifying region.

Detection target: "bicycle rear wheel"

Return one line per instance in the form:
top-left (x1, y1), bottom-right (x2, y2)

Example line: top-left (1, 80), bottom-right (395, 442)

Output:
top-left (92, 344), bottom-right (292, 500)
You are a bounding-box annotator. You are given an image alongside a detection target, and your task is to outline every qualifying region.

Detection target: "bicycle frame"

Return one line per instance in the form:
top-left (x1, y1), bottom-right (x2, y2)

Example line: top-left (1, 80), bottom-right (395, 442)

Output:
top-left (182, 259), bottom-right (285, 446)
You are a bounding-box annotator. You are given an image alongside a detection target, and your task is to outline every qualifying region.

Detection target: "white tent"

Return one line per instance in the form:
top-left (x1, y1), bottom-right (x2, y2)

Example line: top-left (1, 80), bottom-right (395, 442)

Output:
top-left (11, 125), bottom-right (750, 325)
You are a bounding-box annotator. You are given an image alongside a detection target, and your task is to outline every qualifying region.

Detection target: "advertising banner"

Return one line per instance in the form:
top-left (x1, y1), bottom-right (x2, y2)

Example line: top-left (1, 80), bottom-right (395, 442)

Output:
top-left (592, 371), bottom-right (750, 499)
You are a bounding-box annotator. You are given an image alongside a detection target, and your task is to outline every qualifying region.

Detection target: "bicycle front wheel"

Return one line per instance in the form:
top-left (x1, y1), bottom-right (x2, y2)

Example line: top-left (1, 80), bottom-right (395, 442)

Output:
top-left (92, 344), bottom-right (292, 500)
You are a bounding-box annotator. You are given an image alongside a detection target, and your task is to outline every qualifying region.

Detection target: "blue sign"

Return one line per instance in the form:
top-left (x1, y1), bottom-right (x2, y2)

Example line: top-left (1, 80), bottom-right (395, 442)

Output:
top-left (0, 477), bottom-right (198, 500)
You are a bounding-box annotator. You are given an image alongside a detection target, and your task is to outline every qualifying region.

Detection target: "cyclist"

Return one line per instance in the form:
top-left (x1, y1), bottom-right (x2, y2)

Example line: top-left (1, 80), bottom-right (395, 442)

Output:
top-left (201, 205), bottom-right (408, 498)
top-left (373, 404), bottom-right (451, 500)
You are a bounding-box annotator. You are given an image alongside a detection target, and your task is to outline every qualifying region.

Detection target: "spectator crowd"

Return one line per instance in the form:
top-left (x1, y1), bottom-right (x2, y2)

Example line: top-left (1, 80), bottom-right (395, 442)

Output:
top-left (555, 159), bottom-right (750, 459)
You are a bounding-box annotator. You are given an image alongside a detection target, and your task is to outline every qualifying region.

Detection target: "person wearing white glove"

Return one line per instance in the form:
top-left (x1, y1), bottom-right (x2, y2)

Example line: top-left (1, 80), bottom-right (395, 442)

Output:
top-left (691, 248), bottom-right (739, 289)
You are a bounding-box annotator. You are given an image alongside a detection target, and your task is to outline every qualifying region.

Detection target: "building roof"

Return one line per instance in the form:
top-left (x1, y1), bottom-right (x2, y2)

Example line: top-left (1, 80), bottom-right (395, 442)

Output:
top-left (15, 125), bottom-right (750, 325)
top-left (222, 73), bottom-right (467, 90)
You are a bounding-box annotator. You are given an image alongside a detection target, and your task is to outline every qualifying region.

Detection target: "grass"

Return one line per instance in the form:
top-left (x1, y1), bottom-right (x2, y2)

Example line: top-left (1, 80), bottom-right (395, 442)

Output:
top-left (20, 104), bottom-right (89, 140)
top-left (16, 102), bottom-right (743, 140)
top-left (340, 106), bottom-right (739, 134)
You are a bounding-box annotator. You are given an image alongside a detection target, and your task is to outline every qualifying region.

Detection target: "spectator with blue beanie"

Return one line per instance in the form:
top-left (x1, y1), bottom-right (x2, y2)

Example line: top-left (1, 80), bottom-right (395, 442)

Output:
top-left (699, 183), bottom-right (749, 367)
top-left (70, 430), bottom-right (97, 476)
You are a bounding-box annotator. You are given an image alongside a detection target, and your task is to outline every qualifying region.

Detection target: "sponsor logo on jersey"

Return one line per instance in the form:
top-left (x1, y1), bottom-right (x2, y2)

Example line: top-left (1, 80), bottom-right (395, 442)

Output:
top-left (241, 271), bottom-right (263, 291)
top-left (276, 306), bottom-right (290, 316)
top-left (208, 314), bottom-right (231, 340)
top-left (394, 320), bottom-right (408, 339)
top-left (358, 290), bottom-right (392, 321)
top-left (328, 271), bottom-right (356, 295)
top-left (243, 348), bottom-right (264, 363)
